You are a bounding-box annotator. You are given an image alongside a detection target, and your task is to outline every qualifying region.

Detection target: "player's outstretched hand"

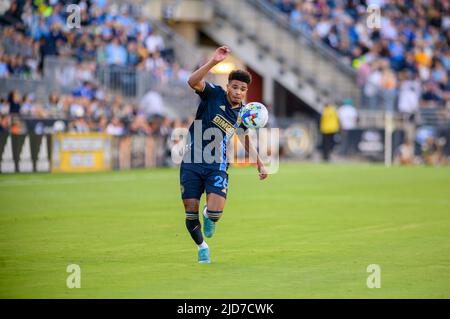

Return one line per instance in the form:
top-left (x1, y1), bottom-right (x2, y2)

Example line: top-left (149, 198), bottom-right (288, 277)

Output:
top-left (258, 163), bottom-right (268, 180)
top-left (212, 46), bottom-right (231, 63)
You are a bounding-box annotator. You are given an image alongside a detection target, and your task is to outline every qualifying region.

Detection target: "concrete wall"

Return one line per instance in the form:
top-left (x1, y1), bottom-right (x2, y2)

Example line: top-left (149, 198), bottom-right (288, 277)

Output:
top-left (143, 0), bottom-right (212, 22)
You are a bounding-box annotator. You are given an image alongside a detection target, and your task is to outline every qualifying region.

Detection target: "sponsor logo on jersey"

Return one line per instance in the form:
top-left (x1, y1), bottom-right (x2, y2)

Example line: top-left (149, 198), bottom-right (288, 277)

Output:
top-left (212, 115), bottom-right (235, 135)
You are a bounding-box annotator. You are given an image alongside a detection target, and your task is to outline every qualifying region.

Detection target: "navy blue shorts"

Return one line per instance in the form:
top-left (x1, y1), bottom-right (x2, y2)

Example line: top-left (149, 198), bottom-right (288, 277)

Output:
top-left (180, 163), bottom-right (229, 200)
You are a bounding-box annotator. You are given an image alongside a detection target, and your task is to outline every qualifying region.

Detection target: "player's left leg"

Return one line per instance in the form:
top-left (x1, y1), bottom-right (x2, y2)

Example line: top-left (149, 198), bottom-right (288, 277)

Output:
top-left (180, 164), bottom-right (210, 263)
top-left (202, 193), bottom-right (226, 238)
top-left (203, 170), bottom-right (228, 238)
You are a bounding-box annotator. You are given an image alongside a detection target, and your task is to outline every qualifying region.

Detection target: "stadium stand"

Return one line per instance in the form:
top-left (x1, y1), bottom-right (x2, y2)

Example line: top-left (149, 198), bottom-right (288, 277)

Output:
top-left (0, 0), bottom-right (196, 138)
top-left (269, 0), bottom-right (449, 119)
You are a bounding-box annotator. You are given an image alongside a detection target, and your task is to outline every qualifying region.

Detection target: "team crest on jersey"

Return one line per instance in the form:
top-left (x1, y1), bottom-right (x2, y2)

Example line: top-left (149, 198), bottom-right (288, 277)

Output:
top-left (236, 116), bottom-right (242, 126)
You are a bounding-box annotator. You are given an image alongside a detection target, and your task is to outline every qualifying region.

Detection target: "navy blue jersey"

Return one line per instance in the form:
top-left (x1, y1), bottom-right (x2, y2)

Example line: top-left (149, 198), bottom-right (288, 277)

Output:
top-left (182, 82), bottom-right (248, 171)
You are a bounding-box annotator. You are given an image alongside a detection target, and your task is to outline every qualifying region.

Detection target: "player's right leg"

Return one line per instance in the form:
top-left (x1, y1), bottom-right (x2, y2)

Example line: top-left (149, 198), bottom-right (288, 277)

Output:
top-left (183, 198), bottom-right (210, 263)
top-left (180, 164), bottom-right (210, 263)
top-left (202, 170), bottom-right (228, 238)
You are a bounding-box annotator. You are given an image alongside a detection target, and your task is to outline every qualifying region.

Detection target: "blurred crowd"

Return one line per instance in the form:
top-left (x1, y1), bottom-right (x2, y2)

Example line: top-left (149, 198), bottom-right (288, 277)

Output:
top-left (271, 0), bottom-right (449, 116)
top-left (0, 0), bottom-right (189, 78)
top-left (318, 98), bottom-right (449, 165)
top-left (0, 0), bottom-right (191, 135)
top-left (394, 135), bottom-right (448, 165)
top-left (0, 87), bottom-right (193, 137)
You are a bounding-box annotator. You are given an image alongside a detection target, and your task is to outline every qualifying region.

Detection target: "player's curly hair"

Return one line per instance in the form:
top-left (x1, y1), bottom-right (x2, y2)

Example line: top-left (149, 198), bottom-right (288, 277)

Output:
top-left (228, 70), bottom-right (252, 85)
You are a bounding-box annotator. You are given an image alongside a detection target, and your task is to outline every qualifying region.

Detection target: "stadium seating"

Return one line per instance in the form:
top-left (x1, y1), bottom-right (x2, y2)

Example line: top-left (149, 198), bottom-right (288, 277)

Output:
top-left (0, 0), bottom-right (197, 137)
top-left (268, 0), bottom-right (449, 119)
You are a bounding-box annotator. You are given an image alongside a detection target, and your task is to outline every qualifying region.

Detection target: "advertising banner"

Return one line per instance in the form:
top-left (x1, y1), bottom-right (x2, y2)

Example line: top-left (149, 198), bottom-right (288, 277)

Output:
top-left (0, 134), bottom-right (51, 173)
top-left (51, 133), bottom-right (112, 173)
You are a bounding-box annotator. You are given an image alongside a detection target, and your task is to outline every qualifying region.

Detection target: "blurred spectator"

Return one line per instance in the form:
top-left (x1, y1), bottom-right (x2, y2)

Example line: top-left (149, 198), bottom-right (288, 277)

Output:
top-left (0, 0), bottom-right (25, 30)
top-left (431, 60), bottom-right (448, 90)
top-left (8, 90), bottom-right (21, 114)
top-left (10, 116), bottom-right (26, 135)
top-left (145, 29), bottom-right (165, 55)
top-left (398, 72), bottom-right (421, 114)
top-left (20, 93), bottom-right (35, 116)
top-left (395, 139), bottom-right (415, 165)
top-left (95, 116), bottom-right (109, 133)
top-left (364, 60), bottom-right (382, 110)
top-left (135, 15), bottom-right (152, 39)
top-left (338, 98), bottom-right (358, 155)
top-left (68, 97), bottom-right (86, 118)
top-left (45, 91), bottom-right (62, 117)
top-left (320, 103), bottom-right (340, 162)
top-left (276, 0), bottom-right (295, 15)
top-left (106, 117), bottom-right (125, 136)
top-left (380, 60), bottom-right (398, 112)
top-left (139, 90), bottom-right (166, 117)
top-left (96, 41), bottom-right (107, 65)
top-left (0, 115), bottom-right (11, 133)
top-left (0, 97), bottom-right (9, 115)
top-left (168, 62), bottom-right (190, 82)
top-left (126, 41), bottom-right (140, 67)
top-left (338, 98), bottom-right (358, 130)
top-left (105, 37), bottom-right (127, 66)
top-left (130, 114), bottom-right (152, 136)
top-left (68, 116), bottom-right (90, 133)
top-left (75, 62), bottom-right (96, 84)
top-left (0, 52), bottom-right (10, 77)
top-left (421, 81), bottom-right (443, 108)
top-left (9, 55), bottom-right (31, 78)
top-left (144, 50), bottom-right (167, 76)
top-left (422, 136), bottom-right (439, 165)
top-left (115, 103), bottom-right (135, 125)
top-left (72, 81), bottom-right (96, 100)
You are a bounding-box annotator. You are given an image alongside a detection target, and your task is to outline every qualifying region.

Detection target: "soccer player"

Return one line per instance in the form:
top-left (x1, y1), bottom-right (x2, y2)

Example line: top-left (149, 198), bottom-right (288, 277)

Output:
top-left (181, 46), bottom-right (268, 263)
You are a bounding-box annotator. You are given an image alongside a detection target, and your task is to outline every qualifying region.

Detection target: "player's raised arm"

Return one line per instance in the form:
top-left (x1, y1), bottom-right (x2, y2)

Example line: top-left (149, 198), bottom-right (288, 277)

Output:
top-left (187, 46), bottom-right (231, 92)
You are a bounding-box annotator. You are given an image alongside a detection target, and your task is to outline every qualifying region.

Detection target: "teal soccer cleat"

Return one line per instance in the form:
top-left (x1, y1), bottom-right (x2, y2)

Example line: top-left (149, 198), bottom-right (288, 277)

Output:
top-left (198, 247), bottom-right (211, 264)
top-left (202, 205), bottom-right (216, 238)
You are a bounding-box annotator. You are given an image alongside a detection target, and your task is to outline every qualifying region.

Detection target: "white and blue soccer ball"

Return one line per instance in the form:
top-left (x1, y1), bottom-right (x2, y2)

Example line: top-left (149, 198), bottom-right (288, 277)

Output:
top-left (239, 102), bottom-right (269, 129)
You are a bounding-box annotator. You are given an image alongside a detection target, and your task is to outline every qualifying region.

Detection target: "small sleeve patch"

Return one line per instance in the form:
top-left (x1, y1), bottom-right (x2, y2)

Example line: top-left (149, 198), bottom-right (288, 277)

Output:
top-left (196, 81), bottom-right (218, 100)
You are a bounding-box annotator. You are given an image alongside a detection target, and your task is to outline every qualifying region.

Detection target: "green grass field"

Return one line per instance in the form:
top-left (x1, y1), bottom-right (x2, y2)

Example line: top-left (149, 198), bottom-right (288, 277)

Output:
top-left (0, 163), bottom-right (449, 298)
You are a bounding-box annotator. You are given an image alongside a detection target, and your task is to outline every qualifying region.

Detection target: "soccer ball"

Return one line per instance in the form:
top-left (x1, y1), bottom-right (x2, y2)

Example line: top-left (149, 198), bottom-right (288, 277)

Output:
top-left (239, 102), bottom-right (269, 129)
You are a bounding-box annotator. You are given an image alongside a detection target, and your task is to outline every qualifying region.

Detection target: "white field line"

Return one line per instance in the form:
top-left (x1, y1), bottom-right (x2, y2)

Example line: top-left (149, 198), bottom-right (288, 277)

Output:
top-left (0, 174), bottom-right (174, 187)
top-left (0, 169), bottom-right (258, 187)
